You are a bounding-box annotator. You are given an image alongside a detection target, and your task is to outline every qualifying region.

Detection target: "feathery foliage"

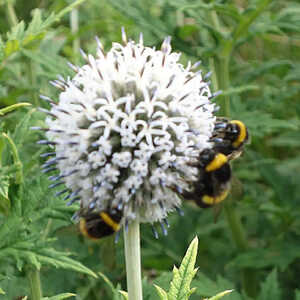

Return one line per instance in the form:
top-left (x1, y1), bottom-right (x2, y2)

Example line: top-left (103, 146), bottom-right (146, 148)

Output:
top-left (0, 0), bottom-right (299, 299)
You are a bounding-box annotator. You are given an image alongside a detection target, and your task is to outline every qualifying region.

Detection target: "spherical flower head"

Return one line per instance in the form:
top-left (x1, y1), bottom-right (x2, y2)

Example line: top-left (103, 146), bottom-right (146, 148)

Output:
top-left (41, 30), bottom-right (217, 224)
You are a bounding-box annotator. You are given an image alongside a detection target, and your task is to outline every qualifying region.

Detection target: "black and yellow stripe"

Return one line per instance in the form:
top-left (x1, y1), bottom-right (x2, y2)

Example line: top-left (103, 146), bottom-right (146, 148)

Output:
top-left (230, 120), bottom-right (248, 148)
top-left (205, 153), bottom-right (228, 172)
top-left (80, 210), bottom-right (122, 240)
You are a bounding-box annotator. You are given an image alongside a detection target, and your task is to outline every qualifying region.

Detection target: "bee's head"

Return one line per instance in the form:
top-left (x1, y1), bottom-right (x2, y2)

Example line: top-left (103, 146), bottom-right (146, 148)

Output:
top-left (224, 122), bottom-right (239, 140)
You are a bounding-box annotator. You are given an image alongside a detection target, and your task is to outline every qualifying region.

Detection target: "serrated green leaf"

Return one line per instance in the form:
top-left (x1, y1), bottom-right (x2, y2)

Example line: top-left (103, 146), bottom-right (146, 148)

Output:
top-left (36, 249), bottom-right (97, 278)
top-left (168, 236), bottom-right (198, 300)
top-left (3, 0), bottom-right (88, 59)
top-left (0, 287), bottom-right (5, 294)
top-left (27, 9), bottom-right (43, 35)
top-left (21, 49), bottom-right (70, 77)
top-left (258, 269), bottom-right (281, 300)
top-left (154, 284), bottom-right (168, 300)
top-left (42, 293), bottom-right (76, 300)
top-left (7, 21), bottom-right (25, 41)
top-left (206, 290), bottom-right (234, 300)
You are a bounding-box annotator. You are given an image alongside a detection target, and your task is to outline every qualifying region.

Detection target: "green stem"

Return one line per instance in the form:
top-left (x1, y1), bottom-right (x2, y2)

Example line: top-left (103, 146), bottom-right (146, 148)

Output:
top-left (219, 44), bottom-right (258, 298)
top-left (218, 52), bottom-right (231, 117)
top-left (223, 204), bottom-right (258, 297)
top-left (208, 5), bottom-right (267, 298)
top-left (232, 0), bottom-right (273, 42)
top-left (70, 8), bottom-right (80, 62)
top-left (27, 267), bottom-right (43, 300)
top-left (124, 219), bottom-right (143, 300)
top-left (55, 0), bottom-right (87, 22)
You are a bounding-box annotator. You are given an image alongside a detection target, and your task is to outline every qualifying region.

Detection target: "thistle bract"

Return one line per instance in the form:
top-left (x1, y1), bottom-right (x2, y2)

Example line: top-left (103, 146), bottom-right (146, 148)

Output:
top-left (40, 30), bottom-right (217, 224)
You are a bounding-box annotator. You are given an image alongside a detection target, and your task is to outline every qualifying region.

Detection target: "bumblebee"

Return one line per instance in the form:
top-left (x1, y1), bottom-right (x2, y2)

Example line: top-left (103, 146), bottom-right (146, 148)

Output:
top-left (179, 148), bottom-right (231, 208)
top-left (212, 119), bottom-right (249, 161)
top-left (79, 209), bottom-right (122, 240)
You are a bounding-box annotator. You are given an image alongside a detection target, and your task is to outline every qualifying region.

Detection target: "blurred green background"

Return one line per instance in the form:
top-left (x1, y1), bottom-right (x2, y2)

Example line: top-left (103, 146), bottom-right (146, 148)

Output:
top-left (0, 0), bottom-right (300, 299)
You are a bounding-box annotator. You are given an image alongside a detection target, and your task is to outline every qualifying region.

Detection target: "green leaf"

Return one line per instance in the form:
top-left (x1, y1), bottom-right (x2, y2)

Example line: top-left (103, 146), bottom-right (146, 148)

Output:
top-left (119, 291), bottom-right (128, 300)
top-left (194, 273), bottom-right (241, 300)
top-left (35, 248), bottom-right (97, 278)
top-left (295, 290), bottom-right (300, 300)
top-left (230, 243), bottom-right (300, 271)
top-left (168, 236), bottom-right (198, 300)
top-left (206, 290), bottom-right (234, 300)
top-left (0, 287), bottom-right (5, 294)
top-left (154, 284), bottom-right (168, 300)
top-left (42, 293), bottom-right (76, 300)
top-left (2, 0), bottom-right (88, 60)
top-left (98, 271), bottom-right (123, 300)
top-left (233, 0), bottom-right (272, 41)
top-left (221, 85), bottom-right (260, 96)
top-left (1, 133), bottom-right (23, 184)
top-left (0, 174), bottom-right (10, 214)
top-left (257, 269), bottom-right (281, 300)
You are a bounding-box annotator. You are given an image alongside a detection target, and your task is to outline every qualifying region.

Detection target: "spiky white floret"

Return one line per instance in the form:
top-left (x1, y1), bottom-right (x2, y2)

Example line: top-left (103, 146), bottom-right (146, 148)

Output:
top-left (43, 31), bottom-right (217, 223)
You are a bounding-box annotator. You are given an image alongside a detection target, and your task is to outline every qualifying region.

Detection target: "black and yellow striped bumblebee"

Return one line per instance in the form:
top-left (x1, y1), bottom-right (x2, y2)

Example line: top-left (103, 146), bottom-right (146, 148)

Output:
top-left (179, 148), bottom-right (232, 208)
top-left (212, 119), bottom-right (249, 161)
top-left (79, 209), bottom-right (122, 240)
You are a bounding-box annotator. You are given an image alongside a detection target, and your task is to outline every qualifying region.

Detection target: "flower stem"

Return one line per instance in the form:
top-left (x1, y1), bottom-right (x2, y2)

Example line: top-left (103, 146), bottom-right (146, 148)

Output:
top-left (123, 219), bottom-right (143, 300)
top-left (27, 266), bottom-right (43, 300)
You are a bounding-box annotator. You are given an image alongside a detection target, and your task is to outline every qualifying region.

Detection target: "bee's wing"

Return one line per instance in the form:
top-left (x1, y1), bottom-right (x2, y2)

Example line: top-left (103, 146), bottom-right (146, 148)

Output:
top-left (84, 217), bottom-right (103, 230)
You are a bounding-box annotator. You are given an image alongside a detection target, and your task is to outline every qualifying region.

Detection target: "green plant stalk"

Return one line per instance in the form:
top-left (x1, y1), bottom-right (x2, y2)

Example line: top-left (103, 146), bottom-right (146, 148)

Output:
top-left (0, 103), bottom-right (31, 116)
top-left (27, 267), bottom-right (43, 300)
top-left (124, 219), bottom-right (143, 300)
top-left (70, 8), bottom-right (80, 62)
top-left (55, 0), bottom-right (87, 22)
top-left (218, 39), bottom-right (258, 300)
top-left (208, 2), bottom-right (277, 296)
top-left (218, 53), bottom-right (231, 117)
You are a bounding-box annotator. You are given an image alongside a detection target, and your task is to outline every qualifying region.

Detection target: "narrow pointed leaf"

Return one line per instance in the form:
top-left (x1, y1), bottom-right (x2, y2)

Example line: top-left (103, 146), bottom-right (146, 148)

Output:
top-left (42, 293), bottom-right (76, 300)
top-left (119, 291), bottom-right (128, 300)
top-left (258, 269), bottom-right (281, 300)
top-left (168, 236), bottom-right (199, 300)
top-left (154, 284), bottom-right (168, 300)
top-left (207, 290), bottom-right (234, 300)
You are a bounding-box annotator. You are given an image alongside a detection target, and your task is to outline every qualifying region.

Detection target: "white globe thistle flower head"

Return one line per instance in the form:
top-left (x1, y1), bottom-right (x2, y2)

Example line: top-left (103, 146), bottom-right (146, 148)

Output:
top-left (37, 29), bottom-right (219, 229)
